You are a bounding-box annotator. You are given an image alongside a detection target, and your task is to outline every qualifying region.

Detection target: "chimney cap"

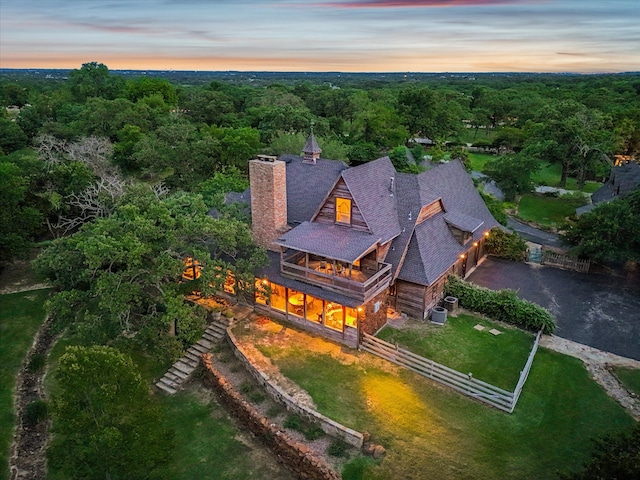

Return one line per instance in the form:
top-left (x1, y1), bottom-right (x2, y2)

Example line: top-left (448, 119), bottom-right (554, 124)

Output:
top-left (256, 154), bottom-right (278, 162)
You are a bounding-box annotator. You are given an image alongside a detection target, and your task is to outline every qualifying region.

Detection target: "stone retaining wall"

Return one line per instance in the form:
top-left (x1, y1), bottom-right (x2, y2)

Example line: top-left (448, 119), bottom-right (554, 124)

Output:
top-left (201, 354), bottom-right (340, 480)
top-left (227, 327), bottom-right (365, 449)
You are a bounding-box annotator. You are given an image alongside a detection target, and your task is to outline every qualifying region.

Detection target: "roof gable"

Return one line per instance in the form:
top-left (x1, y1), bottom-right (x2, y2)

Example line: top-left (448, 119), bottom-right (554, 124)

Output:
top-left (340, 156), bottom-right (402, 243)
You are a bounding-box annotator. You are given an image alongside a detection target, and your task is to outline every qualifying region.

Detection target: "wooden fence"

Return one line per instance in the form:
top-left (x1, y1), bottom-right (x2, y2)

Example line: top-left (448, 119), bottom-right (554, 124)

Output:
top-left (360, 330), bottom-right (542, 413)
top-left (541, 251), bottom-right (590, 273)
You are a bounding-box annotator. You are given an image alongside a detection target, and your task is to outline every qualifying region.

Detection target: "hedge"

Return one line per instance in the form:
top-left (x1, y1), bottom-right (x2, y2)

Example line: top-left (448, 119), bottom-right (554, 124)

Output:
top-left (485, 227), bottom-right (528, 261)
top-left (444, 275), bottom-right (556, 334)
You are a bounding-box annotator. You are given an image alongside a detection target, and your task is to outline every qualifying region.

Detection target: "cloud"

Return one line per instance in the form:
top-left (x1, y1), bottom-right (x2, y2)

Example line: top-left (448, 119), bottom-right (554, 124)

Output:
top-left (314, 0), bottom-right (521, 8)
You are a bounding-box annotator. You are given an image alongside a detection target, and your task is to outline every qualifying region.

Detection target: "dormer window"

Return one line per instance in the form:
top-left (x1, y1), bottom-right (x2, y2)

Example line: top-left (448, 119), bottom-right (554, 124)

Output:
top-left (335, 197), bottom-right (351, 224)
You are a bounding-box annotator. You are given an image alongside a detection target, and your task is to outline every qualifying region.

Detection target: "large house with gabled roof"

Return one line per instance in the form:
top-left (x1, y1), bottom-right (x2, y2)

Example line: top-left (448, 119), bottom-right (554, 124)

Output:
top-left (246, 134), bottom-right (500, 347)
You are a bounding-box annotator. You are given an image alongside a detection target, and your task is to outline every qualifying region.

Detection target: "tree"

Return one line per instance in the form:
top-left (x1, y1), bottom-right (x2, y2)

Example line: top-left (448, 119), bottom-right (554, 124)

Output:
top-left (0, 161), bottom-right (43, 263)
top-left (560, 422), bottom-right (640, 479)
top-left (34, 187), bottom-right (267, 355)
top-left (483, 153), bottom-right (539, 201)
top-left (67, 62), bottom-right (124, 102)
top-left (48, 345), bottom-right (173, 480)
top-left (124, 77), bottom-right (178, 105)
top-left (0, 118), bottom-right (29, 154)
top-left (562, 188), bottom-right (640, 263)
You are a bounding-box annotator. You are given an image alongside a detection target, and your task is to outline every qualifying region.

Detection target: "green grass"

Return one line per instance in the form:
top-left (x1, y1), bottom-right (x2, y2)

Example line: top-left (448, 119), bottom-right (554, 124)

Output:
top-left (256, 330), bottom-right (634, 480)
top-left (377, 314), bottom-right (534, 390)
top-left (612, 366), bottom-right (640, 397)
top-left (0, 289), bottom-right (50, 480)
top-left (532, 163), bottom-right (602, 193)
top-left (467, 152), bottom-right (497, 172)
top-left (161, 391), bottom-right (290, 480)
top-left (517, 193), bottom-right (588, 226)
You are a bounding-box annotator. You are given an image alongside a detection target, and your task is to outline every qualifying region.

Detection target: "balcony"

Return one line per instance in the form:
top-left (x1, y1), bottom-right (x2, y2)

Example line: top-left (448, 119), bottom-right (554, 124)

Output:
top-left (280, 251), bottom-right (392, 303)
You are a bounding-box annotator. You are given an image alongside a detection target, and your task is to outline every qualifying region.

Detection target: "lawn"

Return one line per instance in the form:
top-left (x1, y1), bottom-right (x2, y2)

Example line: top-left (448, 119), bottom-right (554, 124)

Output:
top-left (252, 322), bottom-right (635, 480)
top-left (532, 163), bottom-right (602, 193)
top-left (517, 193), bottom-right (587, 227)
top-left (612, 366), bottom-right (640, 397)
top-left (0, 289), bottom-right (50, 480)
top-left (467, 152), bottom-right (497, 172)
top-left (377, 314), bottom-right (534, 390)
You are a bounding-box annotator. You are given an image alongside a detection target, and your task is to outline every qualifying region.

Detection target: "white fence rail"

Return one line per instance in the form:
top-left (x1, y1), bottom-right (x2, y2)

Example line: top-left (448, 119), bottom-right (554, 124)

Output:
top-left (360, 330), bottom-right (542, 413)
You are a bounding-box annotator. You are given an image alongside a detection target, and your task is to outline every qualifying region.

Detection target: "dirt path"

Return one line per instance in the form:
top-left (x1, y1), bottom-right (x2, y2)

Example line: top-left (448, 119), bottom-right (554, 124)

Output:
top-left (541, 335), bottom-right (640, 420)
top-left (9, 316), bottom-right (57, 480)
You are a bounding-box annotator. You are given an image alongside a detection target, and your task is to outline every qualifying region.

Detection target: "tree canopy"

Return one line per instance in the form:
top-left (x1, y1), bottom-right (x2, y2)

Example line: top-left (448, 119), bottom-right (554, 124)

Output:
top-left (48, 345), bottom-right (174, 480)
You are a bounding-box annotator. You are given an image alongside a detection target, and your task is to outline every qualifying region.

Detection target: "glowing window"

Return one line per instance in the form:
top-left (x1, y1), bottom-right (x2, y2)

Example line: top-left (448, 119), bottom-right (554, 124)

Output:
top-left (335, 198), bottom-right (351, 224)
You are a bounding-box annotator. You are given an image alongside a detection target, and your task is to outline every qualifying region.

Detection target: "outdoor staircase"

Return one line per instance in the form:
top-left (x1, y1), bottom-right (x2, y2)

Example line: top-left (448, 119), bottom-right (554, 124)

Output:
top-left (526, 242), bottom-right (543, 264)
top-left (155, 319), bottom-right (228, 394)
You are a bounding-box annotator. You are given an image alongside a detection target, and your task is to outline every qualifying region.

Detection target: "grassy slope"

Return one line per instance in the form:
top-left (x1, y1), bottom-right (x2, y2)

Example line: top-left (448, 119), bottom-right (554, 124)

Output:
top-left (0, 289), bottom-right (50, 480)
top-left (259, 342), bottom-right (634, 479)
top-left (467, 152), bottom-right (497, 172)
top-left (612, 366), bottom-right (640, 397)
top-left (377, 314), bottom-right (534, 390)
top-left (532, 163), bottom-right (601, 193)
top-left (517, 194), bottom-right (587, 227)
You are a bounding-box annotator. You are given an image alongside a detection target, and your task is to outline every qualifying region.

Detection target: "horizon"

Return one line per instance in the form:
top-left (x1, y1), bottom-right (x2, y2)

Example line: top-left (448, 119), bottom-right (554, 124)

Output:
top-left (2, 1), bottom-right (639, 74)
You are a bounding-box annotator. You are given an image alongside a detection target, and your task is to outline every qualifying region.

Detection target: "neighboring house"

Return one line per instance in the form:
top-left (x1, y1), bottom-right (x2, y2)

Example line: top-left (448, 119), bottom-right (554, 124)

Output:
top-left (239, 134), bottom-right (499, 348)
top-left (577, 161), bottom-right (640, 216)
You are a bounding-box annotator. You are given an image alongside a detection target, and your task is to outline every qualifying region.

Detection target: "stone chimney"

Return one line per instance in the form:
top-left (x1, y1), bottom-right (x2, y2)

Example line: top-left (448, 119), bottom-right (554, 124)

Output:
top-left (249, 155), bottom-right (288, 251)
top-left (302, 132), bottom-right (322, 164)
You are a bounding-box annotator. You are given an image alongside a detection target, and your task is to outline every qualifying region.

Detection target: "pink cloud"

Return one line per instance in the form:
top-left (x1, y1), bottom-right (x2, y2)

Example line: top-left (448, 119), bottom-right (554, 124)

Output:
top-left (314, 0), bottom-right (519, 7)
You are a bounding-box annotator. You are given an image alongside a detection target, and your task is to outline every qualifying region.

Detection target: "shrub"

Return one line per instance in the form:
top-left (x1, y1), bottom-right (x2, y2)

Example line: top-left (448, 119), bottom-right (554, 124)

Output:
top-left (284, 414), bottom-right (324, 440)
top-left (485, 227), bottom-right (527, 261)
top-left (444, 275), bottom-right (556, 334)
top-left (27, 353), bottom-right (46, 373)
top-left (328, 438), bottom-right (350, 458)
top-left (24, 399), bottom-right (49, 426)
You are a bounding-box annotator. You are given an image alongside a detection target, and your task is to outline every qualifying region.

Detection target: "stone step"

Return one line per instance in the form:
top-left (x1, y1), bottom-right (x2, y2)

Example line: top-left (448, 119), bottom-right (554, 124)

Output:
top-left (161, 370), bottom-right (182, 383)
top-left (159, 376), bottom-right (181, 389)
top-left (175, 359), bottom-right (197, 373)
top-left (197, 338), bottom-right (214, 350)
top-left (155, 381), bottom-right (177, 395)
top-left (208, 322), bottom-right (227, 333)
top-left (202, 332), bottom-right (219, 343)
top-left (190, 343), bottom-right (209, 355)
top-left (169, 363), bottom-right (192, 377)
top-left (180, 355), bottom-right (199, 369)
top-left (184, 351), bottom-right (201, 364)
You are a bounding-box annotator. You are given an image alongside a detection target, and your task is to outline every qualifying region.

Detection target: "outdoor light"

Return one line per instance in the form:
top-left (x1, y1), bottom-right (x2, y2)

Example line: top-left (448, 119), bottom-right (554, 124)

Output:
top-left (484, 231), bottom-right (490, 237)
top-left (473, 242), bottom-right (478, 247)
top-left (460, 254), bottom-right (466, 259)
top-left (262, 279), bottom-right (268, 285)
top-left (357, 307), bottom-right (363, 313)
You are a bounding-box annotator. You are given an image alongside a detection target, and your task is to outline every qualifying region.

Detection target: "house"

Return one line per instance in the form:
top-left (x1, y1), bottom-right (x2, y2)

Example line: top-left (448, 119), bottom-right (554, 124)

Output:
top-left (576, 161), bottom-right (640, 216)
top-left (245, 134), bottom-right (500, 348)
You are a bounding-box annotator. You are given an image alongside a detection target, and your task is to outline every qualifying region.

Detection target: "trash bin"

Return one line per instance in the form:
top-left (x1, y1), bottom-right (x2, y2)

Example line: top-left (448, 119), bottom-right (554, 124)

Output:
top-left (444, 296), bottom-right (458, 312)
top-left (431, 306), bottom-right (447, 325)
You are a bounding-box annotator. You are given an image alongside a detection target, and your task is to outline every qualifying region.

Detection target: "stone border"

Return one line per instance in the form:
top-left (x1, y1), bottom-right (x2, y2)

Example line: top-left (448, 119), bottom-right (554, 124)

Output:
top-left (226, 326), bottom-right (365, 449)
top-left (201, 354), bottom-right (340, 480)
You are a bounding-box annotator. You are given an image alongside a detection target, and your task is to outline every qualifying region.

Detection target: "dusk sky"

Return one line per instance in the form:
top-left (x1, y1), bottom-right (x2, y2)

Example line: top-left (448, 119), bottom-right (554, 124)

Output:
top-left (1, 0), bottom-right (639, 72)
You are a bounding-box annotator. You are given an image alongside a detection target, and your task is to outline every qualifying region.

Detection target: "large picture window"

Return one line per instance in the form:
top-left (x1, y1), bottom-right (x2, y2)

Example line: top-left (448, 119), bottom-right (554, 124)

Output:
top-left (335, 197), bottom-right (351, 224)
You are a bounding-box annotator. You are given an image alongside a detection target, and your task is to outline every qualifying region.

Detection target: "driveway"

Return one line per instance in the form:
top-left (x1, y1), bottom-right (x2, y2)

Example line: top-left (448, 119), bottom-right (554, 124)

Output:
top-left (467, 257), bottom-right (640, 361)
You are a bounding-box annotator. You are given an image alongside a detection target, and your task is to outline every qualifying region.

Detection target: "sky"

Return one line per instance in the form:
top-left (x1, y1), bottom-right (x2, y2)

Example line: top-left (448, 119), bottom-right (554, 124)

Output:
top-left (1, 0), bottom-right (639, 73)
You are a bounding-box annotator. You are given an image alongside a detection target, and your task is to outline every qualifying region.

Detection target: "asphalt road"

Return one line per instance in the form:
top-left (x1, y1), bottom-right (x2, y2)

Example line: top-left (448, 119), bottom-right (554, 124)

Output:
top-left (506, 217), bottom-right (565, 248)
top-left (467, 257), bottom-right (640, 360)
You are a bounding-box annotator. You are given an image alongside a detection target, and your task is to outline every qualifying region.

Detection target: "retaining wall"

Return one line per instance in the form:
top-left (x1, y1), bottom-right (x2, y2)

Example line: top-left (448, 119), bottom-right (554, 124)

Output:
top-left (227, 327), bottom-right (365, 449)
top-left (202, 354), bottom-right (340, 480)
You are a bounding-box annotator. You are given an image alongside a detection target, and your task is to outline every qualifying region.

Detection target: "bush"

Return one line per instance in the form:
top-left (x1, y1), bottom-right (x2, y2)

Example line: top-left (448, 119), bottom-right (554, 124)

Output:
top-left (328, 438), bottom-right (350, 458)
top-left (27, 353), bottom-right (46, 373)
top-left (24, 399), bottom-right (49, 426)
top-left (480, 193), bottom-right (508, 226)
top-left (283, 414), bottom-right (324, 440)
top-left (444, 275), bottom-right (556, 334)
top-left (485, 227), bottom-right (527, 261)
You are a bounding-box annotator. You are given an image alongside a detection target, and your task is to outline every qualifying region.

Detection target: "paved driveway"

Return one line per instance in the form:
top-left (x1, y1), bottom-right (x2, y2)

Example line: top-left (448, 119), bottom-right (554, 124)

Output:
top-left (467, 257), bottom-right (640, 361)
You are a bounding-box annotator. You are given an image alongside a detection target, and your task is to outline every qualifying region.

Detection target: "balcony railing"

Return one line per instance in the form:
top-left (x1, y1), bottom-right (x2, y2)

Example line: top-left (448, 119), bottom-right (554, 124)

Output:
top-left (280, 257), bottom-right (392, 303)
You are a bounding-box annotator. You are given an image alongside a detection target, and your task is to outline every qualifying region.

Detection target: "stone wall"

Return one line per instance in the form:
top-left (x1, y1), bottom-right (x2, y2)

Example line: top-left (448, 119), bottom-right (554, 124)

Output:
top-left (359, 290), bottom-right (389, 336)
top-left (202, 354), bottom-right (340, 480)
top-left (227, 328), bottom-right (365, 449)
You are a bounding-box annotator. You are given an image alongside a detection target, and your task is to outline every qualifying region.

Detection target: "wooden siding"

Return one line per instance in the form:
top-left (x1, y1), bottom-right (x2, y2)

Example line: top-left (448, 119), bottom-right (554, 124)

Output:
top-left (314, 178), bottom-right (370, 232)
top-left (395, 280), bottom-right (426, 319)
top-left (416, 199), bottom-right (443, 224)
top-left (377, 241), bottom-right (392, 262)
